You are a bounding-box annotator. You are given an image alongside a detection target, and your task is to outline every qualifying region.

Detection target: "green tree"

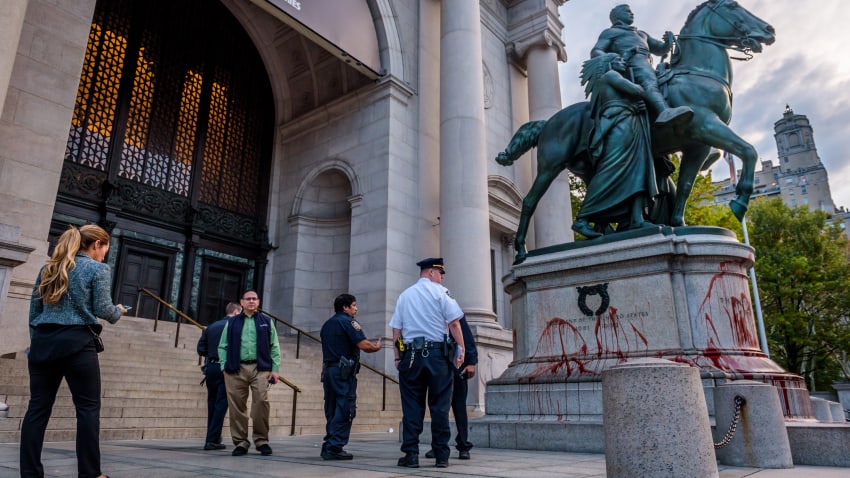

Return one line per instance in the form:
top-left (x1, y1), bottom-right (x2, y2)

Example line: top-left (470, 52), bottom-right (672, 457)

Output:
top-left (747, 198), bottom-right (850, 390)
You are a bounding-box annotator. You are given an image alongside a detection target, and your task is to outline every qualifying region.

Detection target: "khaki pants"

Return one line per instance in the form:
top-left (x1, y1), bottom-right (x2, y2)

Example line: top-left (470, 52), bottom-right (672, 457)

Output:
top-left (223, 363), bottom-right (270, 449)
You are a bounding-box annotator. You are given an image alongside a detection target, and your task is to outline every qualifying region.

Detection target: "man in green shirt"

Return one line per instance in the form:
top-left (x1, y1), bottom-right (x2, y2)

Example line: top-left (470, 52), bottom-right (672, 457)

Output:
top-left (218, 290), bottom-right (281, 456)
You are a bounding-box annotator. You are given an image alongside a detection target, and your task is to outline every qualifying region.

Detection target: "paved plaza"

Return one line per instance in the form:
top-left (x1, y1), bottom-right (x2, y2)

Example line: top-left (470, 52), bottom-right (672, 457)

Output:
top-left (1, 432), bottom-right (847, 477)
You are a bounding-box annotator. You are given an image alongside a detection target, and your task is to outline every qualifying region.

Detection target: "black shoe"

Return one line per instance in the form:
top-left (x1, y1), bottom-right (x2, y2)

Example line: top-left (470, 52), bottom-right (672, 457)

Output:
top-left (232, 446), bottom-right (248, 456)
top-left (321, 449), bottom-right (354, 460)
top-left (458, 450), bottom-right (470, 460)
top-left (436, 459), bottom-right (449, 468)
top-left (257, 444), bottom-right (273, 456)
top-left (204, 442), bottom-right (226, 450)
top-left (425, 449), bottom-right (435, 459)
top-left (397, 453), bottom-right (419, 468)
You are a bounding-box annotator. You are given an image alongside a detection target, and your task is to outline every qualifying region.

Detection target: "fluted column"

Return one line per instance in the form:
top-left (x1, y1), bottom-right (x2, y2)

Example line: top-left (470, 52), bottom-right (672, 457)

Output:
top-left (0, 0), bottom-right (28, 117)
top-left (439, 0), bottom-right (496, 325)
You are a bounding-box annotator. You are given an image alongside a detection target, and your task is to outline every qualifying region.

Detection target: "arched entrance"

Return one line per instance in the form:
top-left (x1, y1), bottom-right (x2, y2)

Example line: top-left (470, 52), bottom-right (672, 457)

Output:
top-left (56, 0), bottom-right (275, 324)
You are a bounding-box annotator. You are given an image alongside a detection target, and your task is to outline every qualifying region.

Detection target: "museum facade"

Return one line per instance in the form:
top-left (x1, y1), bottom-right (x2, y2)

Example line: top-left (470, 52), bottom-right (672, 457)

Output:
top-left (0, 0), bottom-right (574, 408)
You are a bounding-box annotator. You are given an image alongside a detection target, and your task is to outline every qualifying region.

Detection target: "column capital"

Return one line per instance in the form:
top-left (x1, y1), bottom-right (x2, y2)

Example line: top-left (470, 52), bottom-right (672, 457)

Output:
top-left (507, 29), bottom-right (566, 67)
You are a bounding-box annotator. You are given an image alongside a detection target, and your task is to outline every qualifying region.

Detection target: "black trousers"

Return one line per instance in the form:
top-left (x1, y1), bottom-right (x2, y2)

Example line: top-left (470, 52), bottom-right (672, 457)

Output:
top-left (20, 343), bottom-right (102, 478)
top-left (398, 348), bottom-right (453, 461)
top-left (204, 363), bottom-right (227, 445)
top-left (450, 372), bottom-right (473, 452)
top-left (322, 366), bottom-right (357, 451)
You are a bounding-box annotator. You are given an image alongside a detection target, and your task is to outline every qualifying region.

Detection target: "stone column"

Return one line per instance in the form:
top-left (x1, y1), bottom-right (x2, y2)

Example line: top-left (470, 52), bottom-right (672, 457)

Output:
top-left (526, 38), bottom-right (573, 247)
top-left (439, 0), bottom-right (496, 325)
top-left (506, 0), bottom-right (572, 250)
top-left (0, 0), bottom-right (28, 117)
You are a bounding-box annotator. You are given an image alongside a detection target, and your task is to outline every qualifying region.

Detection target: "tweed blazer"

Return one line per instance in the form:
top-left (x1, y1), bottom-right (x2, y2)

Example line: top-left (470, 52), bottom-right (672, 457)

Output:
top-left (29, 253), bottom-right (122, 336)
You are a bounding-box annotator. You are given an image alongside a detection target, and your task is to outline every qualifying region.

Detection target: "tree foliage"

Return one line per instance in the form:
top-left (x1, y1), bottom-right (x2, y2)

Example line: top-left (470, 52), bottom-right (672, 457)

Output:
top-left (747, 198), bottom-right (850, 390)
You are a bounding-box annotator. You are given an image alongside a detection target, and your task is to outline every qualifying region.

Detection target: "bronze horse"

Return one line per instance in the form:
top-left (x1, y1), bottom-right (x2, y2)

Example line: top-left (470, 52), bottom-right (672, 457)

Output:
top-left (496, 0), bottom-right (775, 264)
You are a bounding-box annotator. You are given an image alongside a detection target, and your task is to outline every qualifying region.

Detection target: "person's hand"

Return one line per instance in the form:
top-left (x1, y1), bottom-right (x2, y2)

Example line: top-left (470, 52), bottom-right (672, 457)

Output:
top-left (664, 31), bottom-right (675, 49)
top-left (454, 352), bottom-right (464, 369)
top-left (268, 372), bottom-right (280, 385)
top-left (374, 338), bottom-right (382, 348)
top-left (118, 304), bottom-right (128, 315)
top-left (462, 364), bottom-right (476, 379)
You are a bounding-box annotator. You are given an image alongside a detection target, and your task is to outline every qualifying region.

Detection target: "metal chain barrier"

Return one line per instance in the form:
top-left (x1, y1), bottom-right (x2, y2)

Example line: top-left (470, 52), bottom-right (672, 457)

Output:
top-left (714, 395), bottom-right (746, 449)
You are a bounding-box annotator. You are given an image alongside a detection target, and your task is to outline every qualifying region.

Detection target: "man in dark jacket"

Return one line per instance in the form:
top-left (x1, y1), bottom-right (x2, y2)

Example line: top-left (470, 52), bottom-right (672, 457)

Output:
top-left (197, 302), bottom-right (241, 451)
top-left (426, 315), bottom-right (478, 460)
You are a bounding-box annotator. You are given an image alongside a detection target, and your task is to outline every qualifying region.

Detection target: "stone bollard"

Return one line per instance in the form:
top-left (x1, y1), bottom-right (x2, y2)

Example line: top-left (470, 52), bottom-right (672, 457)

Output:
top-left (602, 359), bottom-right (717, 478)
top-left (713, 381), bottom-right (792, 468)
top-left (810, 397), bottom-right (832, 422)
top-left (828, 401), bottom-right (845, 423)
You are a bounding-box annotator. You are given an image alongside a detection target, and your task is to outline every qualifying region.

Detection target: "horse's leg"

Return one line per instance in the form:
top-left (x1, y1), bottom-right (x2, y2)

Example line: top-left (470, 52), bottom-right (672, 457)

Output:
top-left (671, 144), bottom-right (711, 227)
top-left (513, 166), bottom-right (564, 264)
top-left (689, 117), bottom-right (758, 220)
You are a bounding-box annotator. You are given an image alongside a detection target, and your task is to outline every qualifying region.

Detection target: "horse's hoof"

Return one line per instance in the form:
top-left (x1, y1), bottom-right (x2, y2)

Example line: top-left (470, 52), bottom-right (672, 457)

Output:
top-left (729, 199), bottom-right (748, 221)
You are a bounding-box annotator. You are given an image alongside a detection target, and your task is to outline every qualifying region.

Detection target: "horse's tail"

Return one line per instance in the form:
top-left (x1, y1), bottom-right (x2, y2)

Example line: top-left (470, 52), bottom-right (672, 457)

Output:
top-left (495, 120), bottom-right (546, 166)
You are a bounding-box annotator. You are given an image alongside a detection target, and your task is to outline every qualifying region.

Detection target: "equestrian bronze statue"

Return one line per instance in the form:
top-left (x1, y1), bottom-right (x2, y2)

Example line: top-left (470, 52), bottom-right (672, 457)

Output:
top-left (496, 0), bottom-right (775, 264)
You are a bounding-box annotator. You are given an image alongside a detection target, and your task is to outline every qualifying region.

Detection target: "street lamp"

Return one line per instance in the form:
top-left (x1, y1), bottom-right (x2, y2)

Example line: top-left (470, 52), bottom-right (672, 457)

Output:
top-left (724, 151), bottom-right (770, 357)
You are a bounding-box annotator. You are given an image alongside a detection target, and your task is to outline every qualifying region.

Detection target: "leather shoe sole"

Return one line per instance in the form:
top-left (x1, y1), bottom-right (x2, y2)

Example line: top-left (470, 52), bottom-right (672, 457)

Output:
top-left (232, 446), bottom-right (248, 456)
top-left (204, 443), bottom-right (226, 450)
top-left (397, 454), bottom-right (419, 468)
top-left (257, 445), bottom-right (273, 456)
top-left (322, 450), bottom-right (354, 460)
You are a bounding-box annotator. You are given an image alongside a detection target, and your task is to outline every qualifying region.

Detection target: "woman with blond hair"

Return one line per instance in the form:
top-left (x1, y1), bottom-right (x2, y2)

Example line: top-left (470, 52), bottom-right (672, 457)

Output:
top-left (21, 224), bottom-right (128, 478)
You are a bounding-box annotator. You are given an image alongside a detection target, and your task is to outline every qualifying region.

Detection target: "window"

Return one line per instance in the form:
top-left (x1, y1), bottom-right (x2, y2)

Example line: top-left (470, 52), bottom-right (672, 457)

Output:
top-left (64, 0), bottom-right (273, 217)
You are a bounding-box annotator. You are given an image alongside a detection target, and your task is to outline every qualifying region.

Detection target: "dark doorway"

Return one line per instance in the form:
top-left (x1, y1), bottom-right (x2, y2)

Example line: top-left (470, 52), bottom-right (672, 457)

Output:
top-left (115, 240), bottom-right (176, 321)
top-left (199, 258), bottom-right (246, 325)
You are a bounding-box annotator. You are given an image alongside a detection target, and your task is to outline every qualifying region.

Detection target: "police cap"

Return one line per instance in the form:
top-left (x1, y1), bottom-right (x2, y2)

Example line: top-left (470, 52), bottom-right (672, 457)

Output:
top-left (416, 257), bottom-right (445, 273)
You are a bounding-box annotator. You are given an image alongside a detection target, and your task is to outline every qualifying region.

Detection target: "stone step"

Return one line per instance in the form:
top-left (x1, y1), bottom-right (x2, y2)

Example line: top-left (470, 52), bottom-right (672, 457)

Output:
top-left (0, 315), bottom-right (402, 444)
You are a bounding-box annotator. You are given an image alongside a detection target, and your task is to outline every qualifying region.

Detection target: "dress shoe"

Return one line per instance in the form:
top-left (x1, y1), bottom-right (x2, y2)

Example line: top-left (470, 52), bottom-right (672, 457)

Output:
top-left (204, 442), bottom-right (226, 450)
top-left (232, 446), bottom-right (248, 456)
top-left (425, 449), bottom-right (435, 459)
top-left (436, 459), bottom-right (449, 468)
top-left (397, 452), bottom-right (419, 468)
top-left (458, 450), bottom-right (470, 460)
top-left (321, 449), bottom-right (354, 460)
top-left (257, 444), bottom-right (273, 456)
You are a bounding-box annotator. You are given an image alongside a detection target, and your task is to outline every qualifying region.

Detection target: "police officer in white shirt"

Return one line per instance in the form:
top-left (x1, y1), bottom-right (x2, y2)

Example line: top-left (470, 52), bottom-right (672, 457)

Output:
top-left (390, 257), bottom-right (465, 469)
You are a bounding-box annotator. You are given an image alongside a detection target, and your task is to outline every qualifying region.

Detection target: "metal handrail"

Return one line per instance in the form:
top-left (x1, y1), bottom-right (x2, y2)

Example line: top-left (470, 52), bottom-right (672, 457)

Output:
top-left (135, 288), bottom-right (303, 433)
top-left (259, 308), bottom-right (399, 410)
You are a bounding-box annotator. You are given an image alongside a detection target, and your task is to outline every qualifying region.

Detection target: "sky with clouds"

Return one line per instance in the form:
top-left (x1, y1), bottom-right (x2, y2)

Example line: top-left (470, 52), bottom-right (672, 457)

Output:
top-left (557, 0), bottom-right (850, 208)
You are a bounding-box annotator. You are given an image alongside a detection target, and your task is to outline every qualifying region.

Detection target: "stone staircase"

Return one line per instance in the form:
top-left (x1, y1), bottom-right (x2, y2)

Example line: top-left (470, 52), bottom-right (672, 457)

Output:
top-left (0, 316), bottom-right (402, 443)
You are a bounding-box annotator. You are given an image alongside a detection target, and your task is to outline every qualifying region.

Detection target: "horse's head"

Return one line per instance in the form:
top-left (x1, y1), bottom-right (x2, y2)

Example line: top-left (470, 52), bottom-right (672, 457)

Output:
top-left (683, 0), bottom-right (776, 54)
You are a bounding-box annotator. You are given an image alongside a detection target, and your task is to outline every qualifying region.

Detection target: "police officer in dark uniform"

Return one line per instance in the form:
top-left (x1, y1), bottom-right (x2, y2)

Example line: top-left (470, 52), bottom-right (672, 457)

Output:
top-left (319, 293), bottom-right (382, 460)
top-left (197, 302), bottom-right (241, 451)
top-left (390, 258), bottom-right (465, 468)
top-left (426, 315), bottom-right (478, 460)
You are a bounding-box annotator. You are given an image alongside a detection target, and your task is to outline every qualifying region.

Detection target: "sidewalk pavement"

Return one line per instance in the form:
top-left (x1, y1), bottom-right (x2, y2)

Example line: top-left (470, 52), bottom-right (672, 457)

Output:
top-left (1, 432), bottom-right (847, 477)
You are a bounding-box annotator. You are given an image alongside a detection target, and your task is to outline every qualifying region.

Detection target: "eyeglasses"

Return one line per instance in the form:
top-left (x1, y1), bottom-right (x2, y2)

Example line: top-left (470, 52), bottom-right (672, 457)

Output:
top-left (242, 297), bottom-right (259, 301)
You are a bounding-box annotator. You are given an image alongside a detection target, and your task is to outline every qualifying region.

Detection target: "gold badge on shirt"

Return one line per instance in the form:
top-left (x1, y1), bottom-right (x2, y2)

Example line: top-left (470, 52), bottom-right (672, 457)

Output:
top-left (351, 320), bottom-right (362, 331)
